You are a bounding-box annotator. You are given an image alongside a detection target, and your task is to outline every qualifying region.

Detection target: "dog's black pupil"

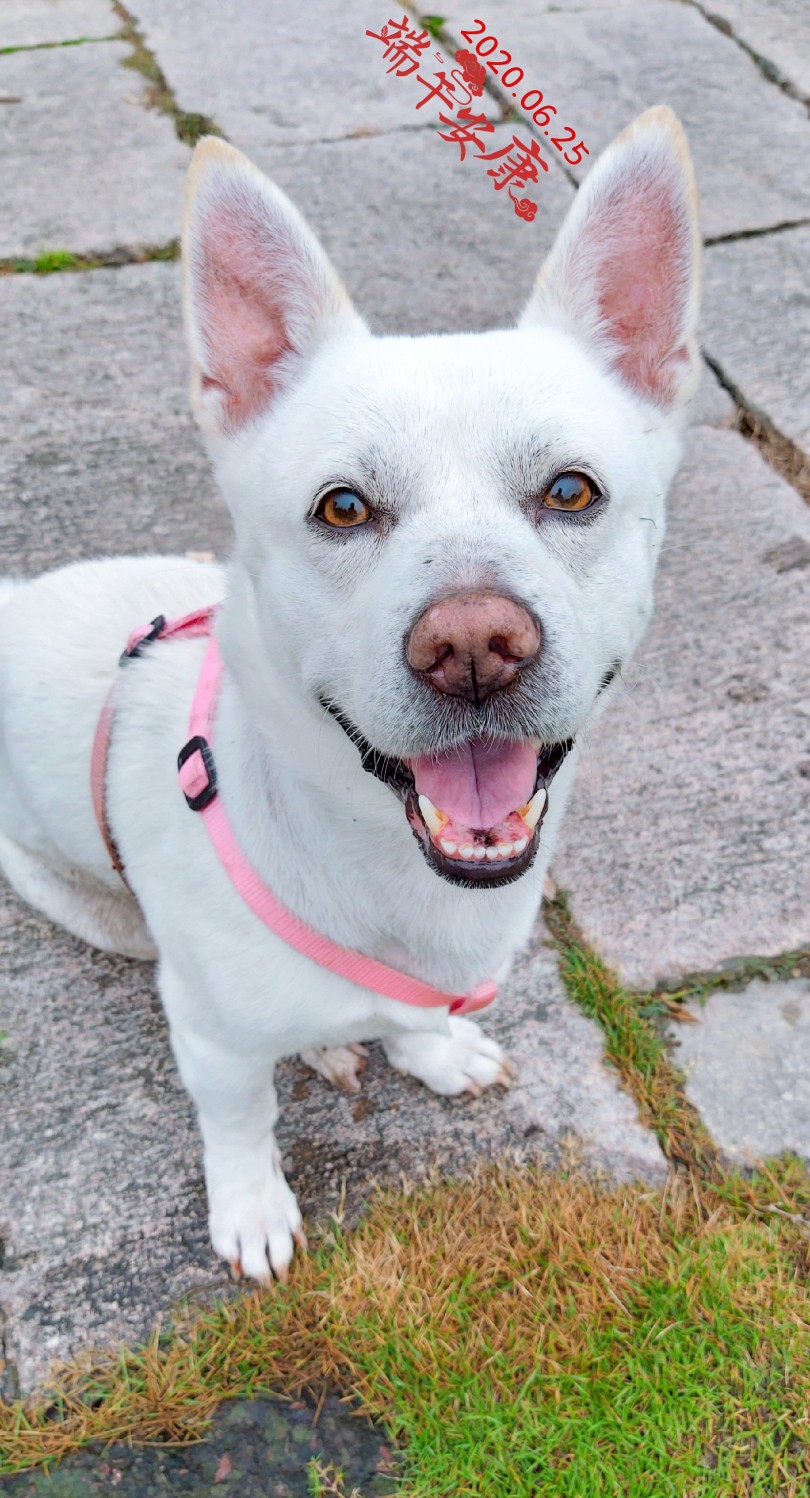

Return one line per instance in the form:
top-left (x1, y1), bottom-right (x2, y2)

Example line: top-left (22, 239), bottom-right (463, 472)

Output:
top-left (320, 489), bottom-right (369, 527)
top-left (551, 474), bottom-right (588, 506)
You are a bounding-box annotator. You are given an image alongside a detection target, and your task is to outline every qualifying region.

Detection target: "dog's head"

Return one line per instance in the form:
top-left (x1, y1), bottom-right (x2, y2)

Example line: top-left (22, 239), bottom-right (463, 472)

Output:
top-left (182, 109), bottom-right (701, 890)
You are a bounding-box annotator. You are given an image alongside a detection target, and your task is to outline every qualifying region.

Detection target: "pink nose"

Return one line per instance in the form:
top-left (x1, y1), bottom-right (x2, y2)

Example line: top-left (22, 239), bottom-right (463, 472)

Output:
top-left (406, 591), bottom-right (541, 703)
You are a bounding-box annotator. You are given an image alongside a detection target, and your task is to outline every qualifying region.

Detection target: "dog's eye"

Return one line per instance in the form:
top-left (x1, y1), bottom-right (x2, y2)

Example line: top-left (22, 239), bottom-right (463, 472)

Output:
top-left (315, 489), bottom-right (372, 529)
top-left (541, 472), bottom-right (599, 512)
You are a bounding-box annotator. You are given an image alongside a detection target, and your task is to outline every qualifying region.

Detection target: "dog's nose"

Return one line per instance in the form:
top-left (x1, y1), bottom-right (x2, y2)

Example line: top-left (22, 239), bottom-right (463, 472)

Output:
top-left (406, 591), bottom-right (541, 703)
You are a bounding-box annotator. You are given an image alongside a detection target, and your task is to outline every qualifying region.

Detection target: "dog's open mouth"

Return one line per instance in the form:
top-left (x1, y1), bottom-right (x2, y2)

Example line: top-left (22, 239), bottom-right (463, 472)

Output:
top-left (321, 702), bottom-right (573, 888)
top-left (404, 736), bottom-right (573, 886)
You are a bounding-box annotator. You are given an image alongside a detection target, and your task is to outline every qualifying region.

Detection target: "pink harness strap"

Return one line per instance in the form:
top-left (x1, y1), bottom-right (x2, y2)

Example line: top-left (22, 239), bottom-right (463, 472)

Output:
top-left (90, 608), bottom-right (219, 888)
top-left (92, 610), bottom-right (498, 1018)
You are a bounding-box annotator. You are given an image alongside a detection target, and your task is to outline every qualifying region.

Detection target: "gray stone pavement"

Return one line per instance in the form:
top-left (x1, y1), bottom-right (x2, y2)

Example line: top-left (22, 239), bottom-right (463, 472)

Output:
top-left (552, 425), bottom-right (810, 989)
top-left (442, 0), bottom-right (810, 237)
top-left (2, 0), bottom-right (114, 50)
top-left (692, 0), bottom-right (810, 100)
top-left (130, 0), bottom-right (501, 150)
top-left (668, 977), bottom-right (810, 1163)
top-left (702, 227), bottom-right (810, 452)
top-left (0, 42), bottom-right (189, 258)
top-left (0, 0), bottom-right (809, 1400)
top-left (0, 264), bottom-right (225, 572)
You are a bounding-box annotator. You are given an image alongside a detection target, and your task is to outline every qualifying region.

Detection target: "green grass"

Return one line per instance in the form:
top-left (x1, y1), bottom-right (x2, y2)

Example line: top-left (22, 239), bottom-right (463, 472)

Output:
top-left (0, 242), bottom-right (180, 276)
top-left (0, 37), bottom-right (116, 56)
top-left (1, 1164), bottom-right (808, 1493)
top-left (307, 1458), bottom-right (363, 1496)
top-left (20, 249), bottom-right (83, 273)
top-left (417, 15), bottom-right (447, 39)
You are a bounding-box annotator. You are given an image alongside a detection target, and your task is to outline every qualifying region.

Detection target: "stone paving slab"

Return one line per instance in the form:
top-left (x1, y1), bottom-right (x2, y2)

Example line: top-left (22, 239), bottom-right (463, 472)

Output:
top-left (691, 359), bottom-right (735, 429)
top-left (250, 126), bottom-right (575, 336)
top-left (130, 0), bottom-right (500, 151)
top-left (703, 227), bottom-right (810, 454)
top-left (0, 263), bottom-right (226, 574)
top-left (694, 0), bottom-right (810, 101)
top-left (668, 977), bottom-right (810, 1163)
top-left (1, 0), bottom-right (114, 49)
top-left (0, 879), bottom-right (661, 1396)
top-left (0, 41), bottom-right (190, 258)
top-left (552, 425), bottom-right (810, 990)
top-left (442, 0), bottom-right (810, 239)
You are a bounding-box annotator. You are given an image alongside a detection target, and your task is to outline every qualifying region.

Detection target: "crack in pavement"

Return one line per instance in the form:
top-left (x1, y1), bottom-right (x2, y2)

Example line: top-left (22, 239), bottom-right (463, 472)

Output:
top-left (114, 0), bottom-right (222, 146)
top-left (0, 36), bottom-right (119, 56)
top-left (400, 2), bottom-right (580, 187)
top-left (702, 351), bottom-right (810, 505)
top-left (688, 1), bottom-right (810, 113)
top-left (0, 241), bottom-right (179, 275)
top-left (705, 216), bottom-right (810, 245)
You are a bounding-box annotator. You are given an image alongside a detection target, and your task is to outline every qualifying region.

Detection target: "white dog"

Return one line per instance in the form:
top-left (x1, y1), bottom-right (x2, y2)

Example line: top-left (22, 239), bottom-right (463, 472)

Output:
top-left (0, 107), bottom-right (700, 1282)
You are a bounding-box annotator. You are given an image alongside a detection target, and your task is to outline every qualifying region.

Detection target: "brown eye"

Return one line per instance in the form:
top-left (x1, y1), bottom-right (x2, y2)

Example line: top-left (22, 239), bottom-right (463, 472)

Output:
top-left (316, 489), bottom-right (372, 529)
top-left (541, 472), bottom-right (599, 512)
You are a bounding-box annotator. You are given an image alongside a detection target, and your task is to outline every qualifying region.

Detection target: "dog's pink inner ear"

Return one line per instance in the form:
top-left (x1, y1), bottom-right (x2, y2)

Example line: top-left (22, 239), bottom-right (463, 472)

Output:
top-left (195, 208), bottom-right (295, 430)
top-left (587, 176), bottom-right (694, 406)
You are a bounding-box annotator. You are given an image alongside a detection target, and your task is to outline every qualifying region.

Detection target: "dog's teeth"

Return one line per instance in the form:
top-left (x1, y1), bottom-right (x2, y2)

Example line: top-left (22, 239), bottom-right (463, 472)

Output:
top-left (440, 839), bottom-right (457, 855)
top-left (513, 836), bottom-right (529, 855)
top-left (496, 842), bottom-right (513, 858)
top-left (473, 847), bottom-right (486, 861)
top-left (460, 844), bottom-right (475, 860)
top-left (418, 794), bottom-right (447, 838)
top-left (529, 736), bottom-right (543, 751)
top-left (485, 847), bottom-right (500, 861)
top-left (520, 787), bottom-right (547, 832)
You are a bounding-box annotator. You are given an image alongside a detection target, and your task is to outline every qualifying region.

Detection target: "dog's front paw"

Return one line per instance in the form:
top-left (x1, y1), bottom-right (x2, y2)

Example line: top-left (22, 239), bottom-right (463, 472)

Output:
top-left (383, 1015), bottom-right (515, 1097)
top-left (300, 1043), bottom-right (368, 1093)
top-left (208, 1165), bottom-right (305, 1285)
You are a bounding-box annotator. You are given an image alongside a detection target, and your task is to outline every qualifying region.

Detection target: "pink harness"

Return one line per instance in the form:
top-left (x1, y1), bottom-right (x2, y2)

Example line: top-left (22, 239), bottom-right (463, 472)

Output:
top-left (91, 609), bottom-right (497, 1018)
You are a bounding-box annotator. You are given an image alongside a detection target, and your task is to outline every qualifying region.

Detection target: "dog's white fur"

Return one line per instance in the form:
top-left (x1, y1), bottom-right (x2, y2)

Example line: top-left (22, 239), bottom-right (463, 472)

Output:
top-left (0, 108), bottom-right (700, 1282)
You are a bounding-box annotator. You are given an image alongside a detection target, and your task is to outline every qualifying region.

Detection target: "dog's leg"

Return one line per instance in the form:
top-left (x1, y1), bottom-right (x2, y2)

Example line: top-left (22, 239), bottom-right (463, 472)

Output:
top-left (382, 1016), bottom-right (514, 1097)
top-left (0, 831), bottom-right (156, 959)
top-left (160, 963), bottom-right (305, 1283)
top-left (299, 1044), bottom-right (368, 1093)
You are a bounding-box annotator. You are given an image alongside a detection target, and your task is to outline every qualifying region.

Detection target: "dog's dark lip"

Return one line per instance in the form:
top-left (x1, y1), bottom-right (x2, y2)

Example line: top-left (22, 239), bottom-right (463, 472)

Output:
top-left (319, 698), bottom-right (414, 793)
top-left (319, 695), bottom-right (574, 887)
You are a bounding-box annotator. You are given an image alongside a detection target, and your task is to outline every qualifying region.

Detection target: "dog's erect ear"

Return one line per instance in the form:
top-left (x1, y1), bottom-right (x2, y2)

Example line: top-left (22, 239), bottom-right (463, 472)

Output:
top-left (520, 107), bottom-right (701, 411)
top-left (183, 138), bottom-right (366, 438)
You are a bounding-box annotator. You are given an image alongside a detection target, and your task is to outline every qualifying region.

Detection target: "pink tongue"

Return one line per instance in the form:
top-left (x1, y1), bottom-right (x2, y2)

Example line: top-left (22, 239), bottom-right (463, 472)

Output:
top-left (411, 739), bottom-right (537, 829)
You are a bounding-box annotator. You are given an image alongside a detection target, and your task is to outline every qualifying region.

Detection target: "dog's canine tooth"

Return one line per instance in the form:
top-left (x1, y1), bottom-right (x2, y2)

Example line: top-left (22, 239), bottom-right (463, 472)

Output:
top-left (440, 839), bottom-right (457, 855)
top-left (520, 787), bottom-right (547, 832)
top-left (418, 793), bottom-right (447, 838)
top-left (529, 736), bottom-right (543, 751)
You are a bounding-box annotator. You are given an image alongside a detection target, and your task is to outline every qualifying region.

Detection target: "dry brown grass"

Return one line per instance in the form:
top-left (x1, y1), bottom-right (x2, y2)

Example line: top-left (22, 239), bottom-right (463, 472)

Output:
top-left (735, 408), bottom-right (810, 506)
top-left (2, 1160), bottom-right (809, 1493)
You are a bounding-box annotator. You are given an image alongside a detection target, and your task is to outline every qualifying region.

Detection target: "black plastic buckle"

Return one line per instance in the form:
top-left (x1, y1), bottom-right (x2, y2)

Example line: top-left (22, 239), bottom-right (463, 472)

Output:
top-left (120, 614), bottom-right (166, 666)
top-left (177, 735), bottom-right (218, 811)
